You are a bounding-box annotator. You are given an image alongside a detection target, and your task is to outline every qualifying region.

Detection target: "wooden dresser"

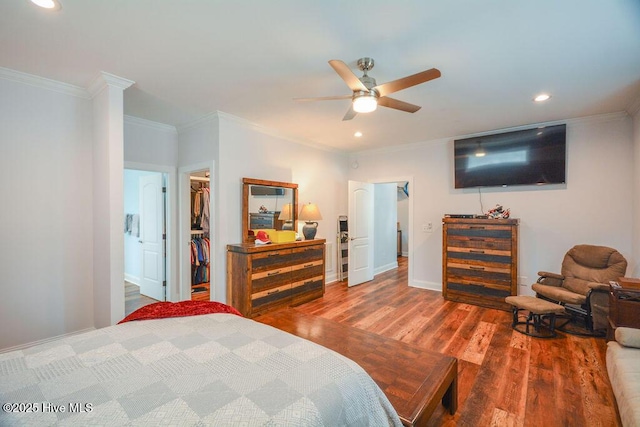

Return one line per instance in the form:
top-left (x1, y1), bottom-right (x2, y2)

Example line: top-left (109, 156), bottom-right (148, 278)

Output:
top-left (442, 217), bottom-right (518, 311)
top-left (227, 239), bottom-right (326, 317)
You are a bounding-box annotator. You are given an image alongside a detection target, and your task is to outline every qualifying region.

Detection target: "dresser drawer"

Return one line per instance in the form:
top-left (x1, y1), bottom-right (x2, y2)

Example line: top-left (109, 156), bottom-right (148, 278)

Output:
top-left (251, 266), bottom-right (292, 294)
top-left (446, 235), bottom-right (511, 251)
top-left (251, 249), bottom-right (293, 271)
top-left (251, 283), bottom-right (292, 314)
top-left (291, 275), bottom-right (324, 306)
top-left (289, 246), bottom-right (324, 264)
top-left (291, 259), bottom-right (324, 282)
top-left (446, 247), bottom-right (512, 265)
top-left (445, 224), bottom-right (513, 239)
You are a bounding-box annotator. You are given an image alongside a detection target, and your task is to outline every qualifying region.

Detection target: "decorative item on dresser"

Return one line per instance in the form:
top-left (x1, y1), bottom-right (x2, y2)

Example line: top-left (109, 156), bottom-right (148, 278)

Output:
top-left (227, 239), bottom-right (326, 317)
top-left (299, 202), bottom-right (323, 240)
top-left (442, 217), bottom-right (519, 311)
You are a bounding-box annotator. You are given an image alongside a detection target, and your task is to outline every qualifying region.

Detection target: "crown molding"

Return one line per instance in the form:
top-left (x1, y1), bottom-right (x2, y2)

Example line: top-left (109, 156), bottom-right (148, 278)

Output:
top-left (176, 110), bottom-right (339, 153)
top-left (627, 95), bottom-right (640, 117)
top-left (87, 71), bottom-right (135, 98)
top-left (124, 115), bottom-right (177, 134)
top-left (354, 111), bottom-right (630, 157)
top-left (176, 111), bottom-right (220, 133)
top-left (216, 111), bottom-right (342, 153)
top-left (0, 66), bottom-right (90, 99)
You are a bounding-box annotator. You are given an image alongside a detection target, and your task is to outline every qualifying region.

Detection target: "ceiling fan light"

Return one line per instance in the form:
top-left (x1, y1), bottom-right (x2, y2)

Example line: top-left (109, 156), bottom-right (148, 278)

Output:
top-left (353, 94), bottom-right (377, 113)
top-left (30, 0), bottom-right (62, 10)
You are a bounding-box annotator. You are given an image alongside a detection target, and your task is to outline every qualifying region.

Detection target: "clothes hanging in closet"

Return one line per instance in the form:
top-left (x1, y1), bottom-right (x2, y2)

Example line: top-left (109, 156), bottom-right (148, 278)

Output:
top-left (190, 185), bottom-right (210, 232)
top-left (190, 236), bottom-right (210, 285)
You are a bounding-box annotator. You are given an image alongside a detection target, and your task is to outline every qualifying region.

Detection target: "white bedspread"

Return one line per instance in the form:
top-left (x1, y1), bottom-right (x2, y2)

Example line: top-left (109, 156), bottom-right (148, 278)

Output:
top-left (0, 313), bottom-right (401, 426)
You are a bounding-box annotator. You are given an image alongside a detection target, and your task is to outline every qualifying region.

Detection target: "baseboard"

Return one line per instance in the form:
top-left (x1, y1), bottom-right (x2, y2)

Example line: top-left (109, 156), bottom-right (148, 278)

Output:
top-left (124, 274), bottom-right (141, 286)
top-left (325, 271), bottom-right (338, 284)
top-left (0, 327), bottom-right (96, 354)
top-left (410, 280), bottom-right (443, 292)
top-left (374, 261), bottom-right (399, 276)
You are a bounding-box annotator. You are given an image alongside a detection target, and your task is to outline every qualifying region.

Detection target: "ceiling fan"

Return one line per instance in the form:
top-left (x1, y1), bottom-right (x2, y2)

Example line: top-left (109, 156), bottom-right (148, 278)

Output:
top-left (295, 57), bottom-right (441, 121)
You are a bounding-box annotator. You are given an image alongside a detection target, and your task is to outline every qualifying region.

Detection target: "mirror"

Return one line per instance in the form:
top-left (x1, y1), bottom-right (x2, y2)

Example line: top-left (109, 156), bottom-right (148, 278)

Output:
top-left (242, 178), bottom-right (298, 243)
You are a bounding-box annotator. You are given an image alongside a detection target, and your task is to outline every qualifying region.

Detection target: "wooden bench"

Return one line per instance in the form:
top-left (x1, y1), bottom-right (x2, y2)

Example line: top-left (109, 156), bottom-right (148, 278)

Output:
top-left (257, 310), bottom-right (458, 426)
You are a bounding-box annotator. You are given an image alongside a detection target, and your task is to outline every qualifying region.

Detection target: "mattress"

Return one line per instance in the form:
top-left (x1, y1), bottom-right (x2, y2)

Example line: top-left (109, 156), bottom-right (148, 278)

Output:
top-left (0, 313), bottom-right (401, 426)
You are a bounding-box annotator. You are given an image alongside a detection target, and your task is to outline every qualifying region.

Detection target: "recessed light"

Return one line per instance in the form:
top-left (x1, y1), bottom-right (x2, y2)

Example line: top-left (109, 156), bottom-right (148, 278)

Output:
top-left (29, 0), bottom-right (62, 11)
top-left (354, 131), bottom-right (363, 138)
top-left (534, 93), bottom-right (551, 102)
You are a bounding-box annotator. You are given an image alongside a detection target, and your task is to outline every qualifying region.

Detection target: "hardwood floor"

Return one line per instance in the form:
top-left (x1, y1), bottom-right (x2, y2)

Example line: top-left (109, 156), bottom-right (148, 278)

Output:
top-left (124, 281), bottom-right (158, 316)
top-left (121, 258), bottom-right (620, 425)
top-left (290, 257), bottom-right (621, 427)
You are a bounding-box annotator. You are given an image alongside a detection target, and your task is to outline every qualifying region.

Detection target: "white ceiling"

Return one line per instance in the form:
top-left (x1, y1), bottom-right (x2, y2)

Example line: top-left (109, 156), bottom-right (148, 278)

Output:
top-left (2, 0), bottom-right (640, 152)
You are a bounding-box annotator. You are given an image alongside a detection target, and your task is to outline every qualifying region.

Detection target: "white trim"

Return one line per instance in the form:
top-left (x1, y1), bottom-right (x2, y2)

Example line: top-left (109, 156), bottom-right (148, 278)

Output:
top-left (217, 111), bottom-right (342, 153)
top-left (124, 273), bottom-right (141, 286)
top-left (88, 71), bottom-right (134, 98)
top-left (177, 110), bottom-right (342, 153)
top-left (628, 96), bottom-right (640, 116)
top-left (410, 280), bottom-right (443, 292)
top-left (124, 115), bottom-right (177, 134)
top-left (374, 261), bottom-right (399, 276)
top-left (0, 66), bottom-right (90, 99)
top-left (353, 111), bottom-right (629, 157)
top-left (177, 112), bottom-right (218, 133)
top-left (0, 328), bottom-right (96, 354)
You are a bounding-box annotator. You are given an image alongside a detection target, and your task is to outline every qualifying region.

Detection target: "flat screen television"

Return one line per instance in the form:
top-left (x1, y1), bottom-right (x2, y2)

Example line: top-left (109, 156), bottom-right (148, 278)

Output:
top-left (454, 124), bottom-right (566, 188)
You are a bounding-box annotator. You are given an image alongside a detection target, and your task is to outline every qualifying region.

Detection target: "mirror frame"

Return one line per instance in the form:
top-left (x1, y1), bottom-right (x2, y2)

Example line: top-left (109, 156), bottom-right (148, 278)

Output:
top-left (242, 177), bottom-right (298, 243)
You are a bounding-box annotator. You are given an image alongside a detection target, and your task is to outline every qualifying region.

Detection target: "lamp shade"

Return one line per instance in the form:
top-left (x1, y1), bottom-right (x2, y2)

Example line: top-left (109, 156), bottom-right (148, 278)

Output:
top-left (278, 204), bottom-right (292, 221)
top-left (299, 203), bottom-right (322, 240)
top-left (298, 203), bottom-right (322, 221)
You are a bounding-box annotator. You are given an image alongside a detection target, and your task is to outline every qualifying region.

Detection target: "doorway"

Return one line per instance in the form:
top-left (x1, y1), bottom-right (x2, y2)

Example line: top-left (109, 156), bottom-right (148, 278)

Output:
top-left (179, 162), bottom-right (215, 302)
top-left (370, 177), bottom-right (413, 286)
top-left (123, 168), bottom-right (168, 314)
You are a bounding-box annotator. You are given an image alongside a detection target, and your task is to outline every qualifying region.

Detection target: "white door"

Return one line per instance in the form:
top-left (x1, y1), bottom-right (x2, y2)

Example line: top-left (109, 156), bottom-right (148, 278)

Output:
top-left (348, 180), bottom-right (374, 287)
top-left (139, 174), bottom-right (166, 301)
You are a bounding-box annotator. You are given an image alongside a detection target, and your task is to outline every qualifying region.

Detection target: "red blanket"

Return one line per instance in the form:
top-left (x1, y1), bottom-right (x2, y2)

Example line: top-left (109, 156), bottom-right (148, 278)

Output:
top-left (119, 300), bottom-right (242, 324)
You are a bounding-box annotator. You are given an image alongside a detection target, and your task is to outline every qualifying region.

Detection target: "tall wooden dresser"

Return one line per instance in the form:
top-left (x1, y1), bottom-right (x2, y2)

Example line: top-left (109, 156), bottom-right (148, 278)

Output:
top-left (442, 217), bottom-right (518, 311)
top-left (227, 239), bottom-right (325, 317)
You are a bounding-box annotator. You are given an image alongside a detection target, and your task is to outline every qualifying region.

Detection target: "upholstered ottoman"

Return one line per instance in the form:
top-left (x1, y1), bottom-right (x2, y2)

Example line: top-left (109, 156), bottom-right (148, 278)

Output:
top-left (505, 295), bottom-right (566, 338)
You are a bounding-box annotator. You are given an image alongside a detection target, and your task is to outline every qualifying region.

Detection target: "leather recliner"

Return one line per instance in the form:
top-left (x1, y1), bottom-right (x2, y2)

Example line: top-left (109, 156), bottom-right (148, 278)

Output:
top-left (532, 244), bottom-right (627, 333)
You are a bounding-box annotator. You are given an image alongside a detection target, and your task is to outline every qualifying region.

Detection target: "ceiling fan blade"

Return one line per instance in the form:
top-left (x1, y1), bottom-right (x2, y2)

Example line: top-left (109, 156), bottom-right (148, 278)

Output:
top-left (342, 105), bottom-right (358, 121)
top-left (329, 60), bottom-right (368, 92)
top-left (378, 96), bottom-right (421, 113)
top-left (294, 95), bottom-right (352, 102)
top-left (374, 68), bottom-right (441, 97)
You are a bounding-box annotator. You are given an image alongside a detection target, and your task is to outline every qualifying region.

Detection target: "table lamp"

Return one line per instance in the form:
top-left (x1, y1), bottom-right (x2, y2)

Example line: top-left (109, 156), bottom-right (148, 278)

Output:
top-left (298, 203), bottom-right (322, 240)
top-left (278, 203), bottom-right (294, 230)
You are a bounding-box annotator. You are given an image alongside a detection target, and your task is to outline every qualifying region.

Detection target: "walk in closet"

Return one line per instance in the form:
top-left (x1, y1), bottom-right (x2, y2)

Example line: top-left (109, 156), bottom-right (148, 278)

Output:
top-left (190, 175), bottom-right (210, 300)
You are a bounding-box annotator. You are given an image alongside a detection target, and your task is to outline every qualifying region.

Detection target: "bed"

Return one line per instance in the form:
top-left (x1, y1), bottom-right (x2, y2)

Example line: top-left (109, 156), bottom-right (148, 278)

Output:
top-left (0, 302), bottom-right (401, 426)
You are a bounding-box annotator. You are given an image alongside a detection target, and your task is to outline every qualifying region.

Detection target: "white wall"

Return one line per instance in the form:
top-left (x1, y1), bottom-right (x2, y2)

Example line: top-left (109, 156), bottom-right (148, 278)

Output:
top-left (217, 113), bottom-right (349, 301)
top-left (0, 76), bottom-right (94, 349)
top-left (124, 116), bottom-right (178, 166)
top-left (349, 113), bottom-right (635, 294)
top-left (374, 183), bottom-right (398, 274)
top-left (633, 107), bottom-right (640, 277)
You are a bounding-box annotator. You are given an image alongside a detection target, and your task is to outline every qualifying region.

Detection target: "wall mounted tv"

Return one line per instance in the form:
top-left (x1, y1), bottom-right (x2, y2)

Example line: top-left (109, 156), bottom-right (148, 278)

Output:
top-left (454, 124), bottom-right (566, 188)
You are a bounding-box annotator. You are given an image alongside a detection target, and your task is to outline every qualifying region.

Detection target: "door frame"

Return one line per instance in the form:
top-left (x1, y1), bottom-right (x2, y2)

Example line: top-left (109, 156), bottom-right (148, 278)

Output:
top-left (124, 161), bottom-right (178, 301)
top-left (370, 176), bottom-right (414, 288)
top-left (179, 161), bottom-right (215, 301)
